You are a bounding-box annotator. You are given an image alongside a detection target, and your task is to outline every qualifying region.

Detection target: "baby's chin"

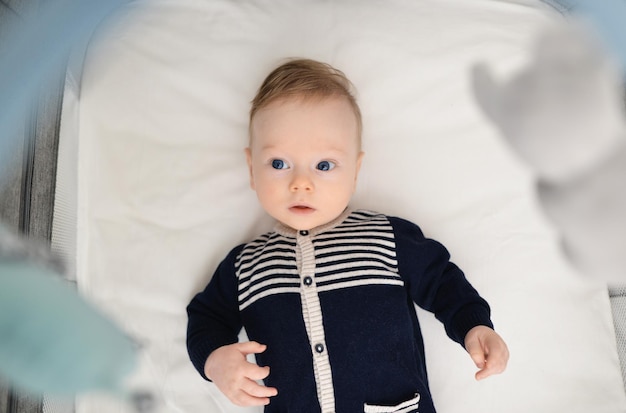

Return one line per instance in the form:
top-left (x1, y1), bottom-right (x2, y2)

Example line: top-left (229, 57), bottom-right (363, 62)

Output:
top-left (276, 209), bottom-right (345, 231)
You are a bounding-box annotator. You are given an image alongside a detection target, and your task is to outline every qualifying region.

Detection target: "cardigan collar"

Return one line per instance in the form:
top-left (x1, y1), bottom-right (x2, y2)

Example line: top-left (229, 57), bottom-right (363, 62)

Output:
top-left (273, 207), bottom-right (353, 238)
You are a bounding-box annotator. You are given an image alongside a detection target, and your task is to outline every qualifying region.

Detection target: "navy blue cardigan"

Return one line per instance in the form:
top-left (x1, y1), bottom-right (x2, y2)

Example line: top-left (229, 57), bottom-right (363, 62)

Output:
top-left (187, 210), bottom-right (493, 413)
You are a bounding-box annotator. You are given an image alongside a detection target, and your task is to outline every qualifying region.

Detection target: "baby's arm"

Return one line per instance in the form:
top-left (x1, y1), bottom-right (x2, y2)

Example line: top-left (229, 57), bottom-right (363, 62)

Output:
top-left (464, 325), bottom-right (509, 380)
top-left (204, 341), bottom-right (278, 406)
top-left (187, 246), bottom-right (277, 405)
top-left (389, 216), bottom-right (509, 379)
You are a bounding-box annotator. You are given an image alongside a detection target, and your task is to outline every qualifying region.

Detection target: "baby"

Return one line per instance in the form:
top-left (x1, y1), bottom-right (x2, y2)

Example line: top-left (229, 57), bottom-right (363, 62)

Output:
top-left (187, 59), bottom-right (509, 413)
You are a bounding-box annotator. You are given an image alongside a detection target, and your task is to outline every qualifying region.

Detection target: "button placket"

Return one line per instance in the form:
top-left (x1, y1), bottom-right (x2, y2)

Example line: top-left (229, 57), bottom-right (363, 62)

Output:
top-left (296, 231), bottom-right (336, 412)
top-left (298, 231), bottom-right (315, 288)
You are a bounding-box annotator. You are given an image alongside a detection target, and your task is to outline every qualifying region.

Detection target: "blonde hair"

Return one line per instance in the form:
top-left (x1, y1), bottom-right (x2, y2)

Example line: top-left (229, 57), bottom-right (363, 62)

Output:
top-left (249, 59), bottom-right (362, 145)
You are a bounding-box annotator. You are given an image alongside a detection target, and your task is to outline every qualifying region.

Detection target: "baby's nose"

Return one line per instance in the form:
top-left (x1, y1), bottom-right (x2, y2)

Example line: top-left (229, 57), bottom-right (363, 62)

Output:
top-left (290, 173), bottom-right (314, 192)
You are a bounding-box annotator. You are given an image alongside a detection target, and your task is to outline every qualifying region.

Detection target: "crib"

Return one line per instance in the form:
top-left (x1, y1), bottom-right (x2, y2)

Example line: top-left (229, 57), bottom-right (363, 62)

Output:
top-left (1, 1), bottom-right (626, 412)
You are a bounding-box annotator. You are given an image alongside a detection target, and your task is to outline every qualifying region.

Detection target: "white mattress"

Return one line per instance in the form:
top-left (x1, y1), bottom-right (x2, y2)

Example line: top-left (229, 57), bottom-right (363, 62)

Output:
top-left (63, 0), bottom-right (626, 412)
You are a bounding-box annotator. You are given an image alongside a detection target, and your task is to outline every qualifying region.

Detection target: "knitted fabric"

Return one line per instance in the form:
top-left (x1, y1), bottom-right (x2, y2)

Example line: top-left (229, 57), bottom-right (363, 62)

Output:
top-left (187, 210), bottom-right (493, 413)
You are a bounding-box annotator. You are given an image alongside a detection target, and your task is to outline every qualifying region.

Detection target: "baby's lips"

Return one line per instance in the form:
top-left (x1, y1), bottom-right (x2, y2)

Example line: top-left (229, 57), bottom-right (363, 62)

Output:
top-left (289, 203), bottom-right (315, 211)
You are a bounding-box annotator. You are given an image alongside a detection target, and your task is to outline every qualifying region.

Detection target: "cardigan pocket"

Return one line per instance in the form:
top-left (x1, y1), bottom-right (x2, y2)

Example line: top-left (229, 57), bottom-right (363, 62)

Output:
top-left (364, 393), bottom-right (420, 413)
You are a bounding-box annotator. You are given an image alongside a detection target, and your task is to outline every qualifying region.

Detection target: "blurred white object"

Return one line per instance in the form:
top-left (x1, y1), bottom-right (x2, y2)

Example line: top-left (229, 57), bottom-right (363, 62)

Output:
top-left (473, 22), bottom-right (625, 183)
top-left (473, 21), bottom-right (626, 283)
top-left (538, 143), bottom-right (626, 284)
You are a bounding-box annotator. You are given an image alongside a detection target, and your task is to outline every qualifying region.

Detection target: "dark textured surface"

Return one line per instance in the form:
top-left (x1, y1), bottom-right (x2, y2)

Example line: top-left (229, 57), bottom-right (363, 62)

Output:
top-left (0, 381), bottom-right (8, 413)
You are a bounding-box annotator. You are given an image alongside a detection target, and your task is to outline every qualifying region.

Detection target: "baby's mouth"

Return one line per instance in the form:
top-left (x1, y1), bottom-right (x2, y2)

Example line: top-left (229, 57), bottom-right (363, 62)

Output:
top-left (289, 205), bottom-right (315, 214)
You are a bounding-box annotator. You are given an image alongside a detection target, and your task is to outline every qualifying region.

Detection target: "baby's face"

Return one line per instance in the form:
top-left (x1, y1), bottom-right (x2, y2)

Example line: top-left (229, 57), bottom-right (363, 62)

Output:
top-left (246, 96), bottom-right (363, 231)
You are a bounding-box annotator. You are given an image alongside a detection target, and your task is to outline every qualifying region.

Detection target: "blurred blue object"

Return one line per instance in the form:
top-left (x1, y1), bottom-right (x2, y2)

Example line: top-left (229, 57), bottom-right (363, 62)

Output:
top-left (544, 0), bottom-right (626, 76)
top-left (577, 1), bottom-right (626, 76)
top-left (0, 260), bottom-right (137, 396)
top-left (0, 0), bottom-right (125, 178)
top-left (0, 0), bottom-right (136, 397)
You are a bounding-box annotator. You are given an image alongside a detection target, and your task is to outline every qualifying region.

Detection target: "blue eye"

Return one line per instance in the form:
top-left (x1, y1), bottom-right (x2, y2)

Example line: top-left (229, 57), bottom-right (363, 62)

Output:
top-left (271, 159), bottom-right (288, 169)
top-left (316, 160), bottom-right (336, 171)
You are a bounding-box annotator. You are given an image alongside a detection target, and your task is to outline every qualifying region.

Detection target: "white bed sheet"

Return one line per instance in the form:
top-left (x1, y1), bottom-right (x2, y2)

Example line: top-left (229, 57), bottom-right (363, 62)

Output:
top-left (70, 0), bottom-right (626, 412)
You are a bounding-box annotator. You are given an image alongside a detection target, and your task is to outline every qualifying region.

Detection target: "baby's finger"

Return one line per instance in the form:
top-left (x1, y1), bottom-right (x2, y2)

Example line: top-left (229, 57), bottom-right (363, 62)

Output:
top-left (475, 362), bottom-right (491, 381)
top-left (476, 351), bottom-right (509, 380)
top-left (237, 341), bottom-right (267, 356)
top-left (465, 340), bottom-right (486, 369)
top-left (245, 363), bottom-right (271, 381)
top-left (231, 389), bottom-right (272, 407)
top-left (488, 350), bottom-right (509, 374)
top-left (241, 377), bottom-right (278, 399)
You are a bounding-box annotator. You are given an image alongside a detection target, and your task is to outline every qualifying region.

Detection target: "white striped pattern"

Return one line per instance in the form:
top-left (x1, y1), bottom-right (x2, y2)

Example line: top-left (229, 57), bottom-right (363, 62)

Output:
top-left (235, 210), bottom-right (402, 311)
top-left (236, 232), bottom-right (300, 310)
top-left (364, 393), bottom-right (421, 413)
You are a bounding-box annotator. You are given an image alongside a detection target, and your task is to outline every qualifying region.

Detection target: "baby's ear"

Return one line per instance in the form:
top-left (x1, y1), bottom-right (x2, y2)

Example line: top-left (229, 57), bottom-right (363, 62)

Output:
top-left (244, 148), bottom-right (255, 190)
top-left (471, 62), bottom-right (500, 125)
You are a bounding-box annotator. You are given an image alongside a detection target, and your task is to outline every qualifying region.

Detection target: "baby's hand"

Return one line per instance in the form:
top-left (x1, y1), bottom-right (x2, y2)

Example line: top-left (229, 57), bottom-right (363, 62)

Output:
top-left (204, 341), bottom-right (278, 406)
top-left (464, 326), bottom-right (509, 381)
